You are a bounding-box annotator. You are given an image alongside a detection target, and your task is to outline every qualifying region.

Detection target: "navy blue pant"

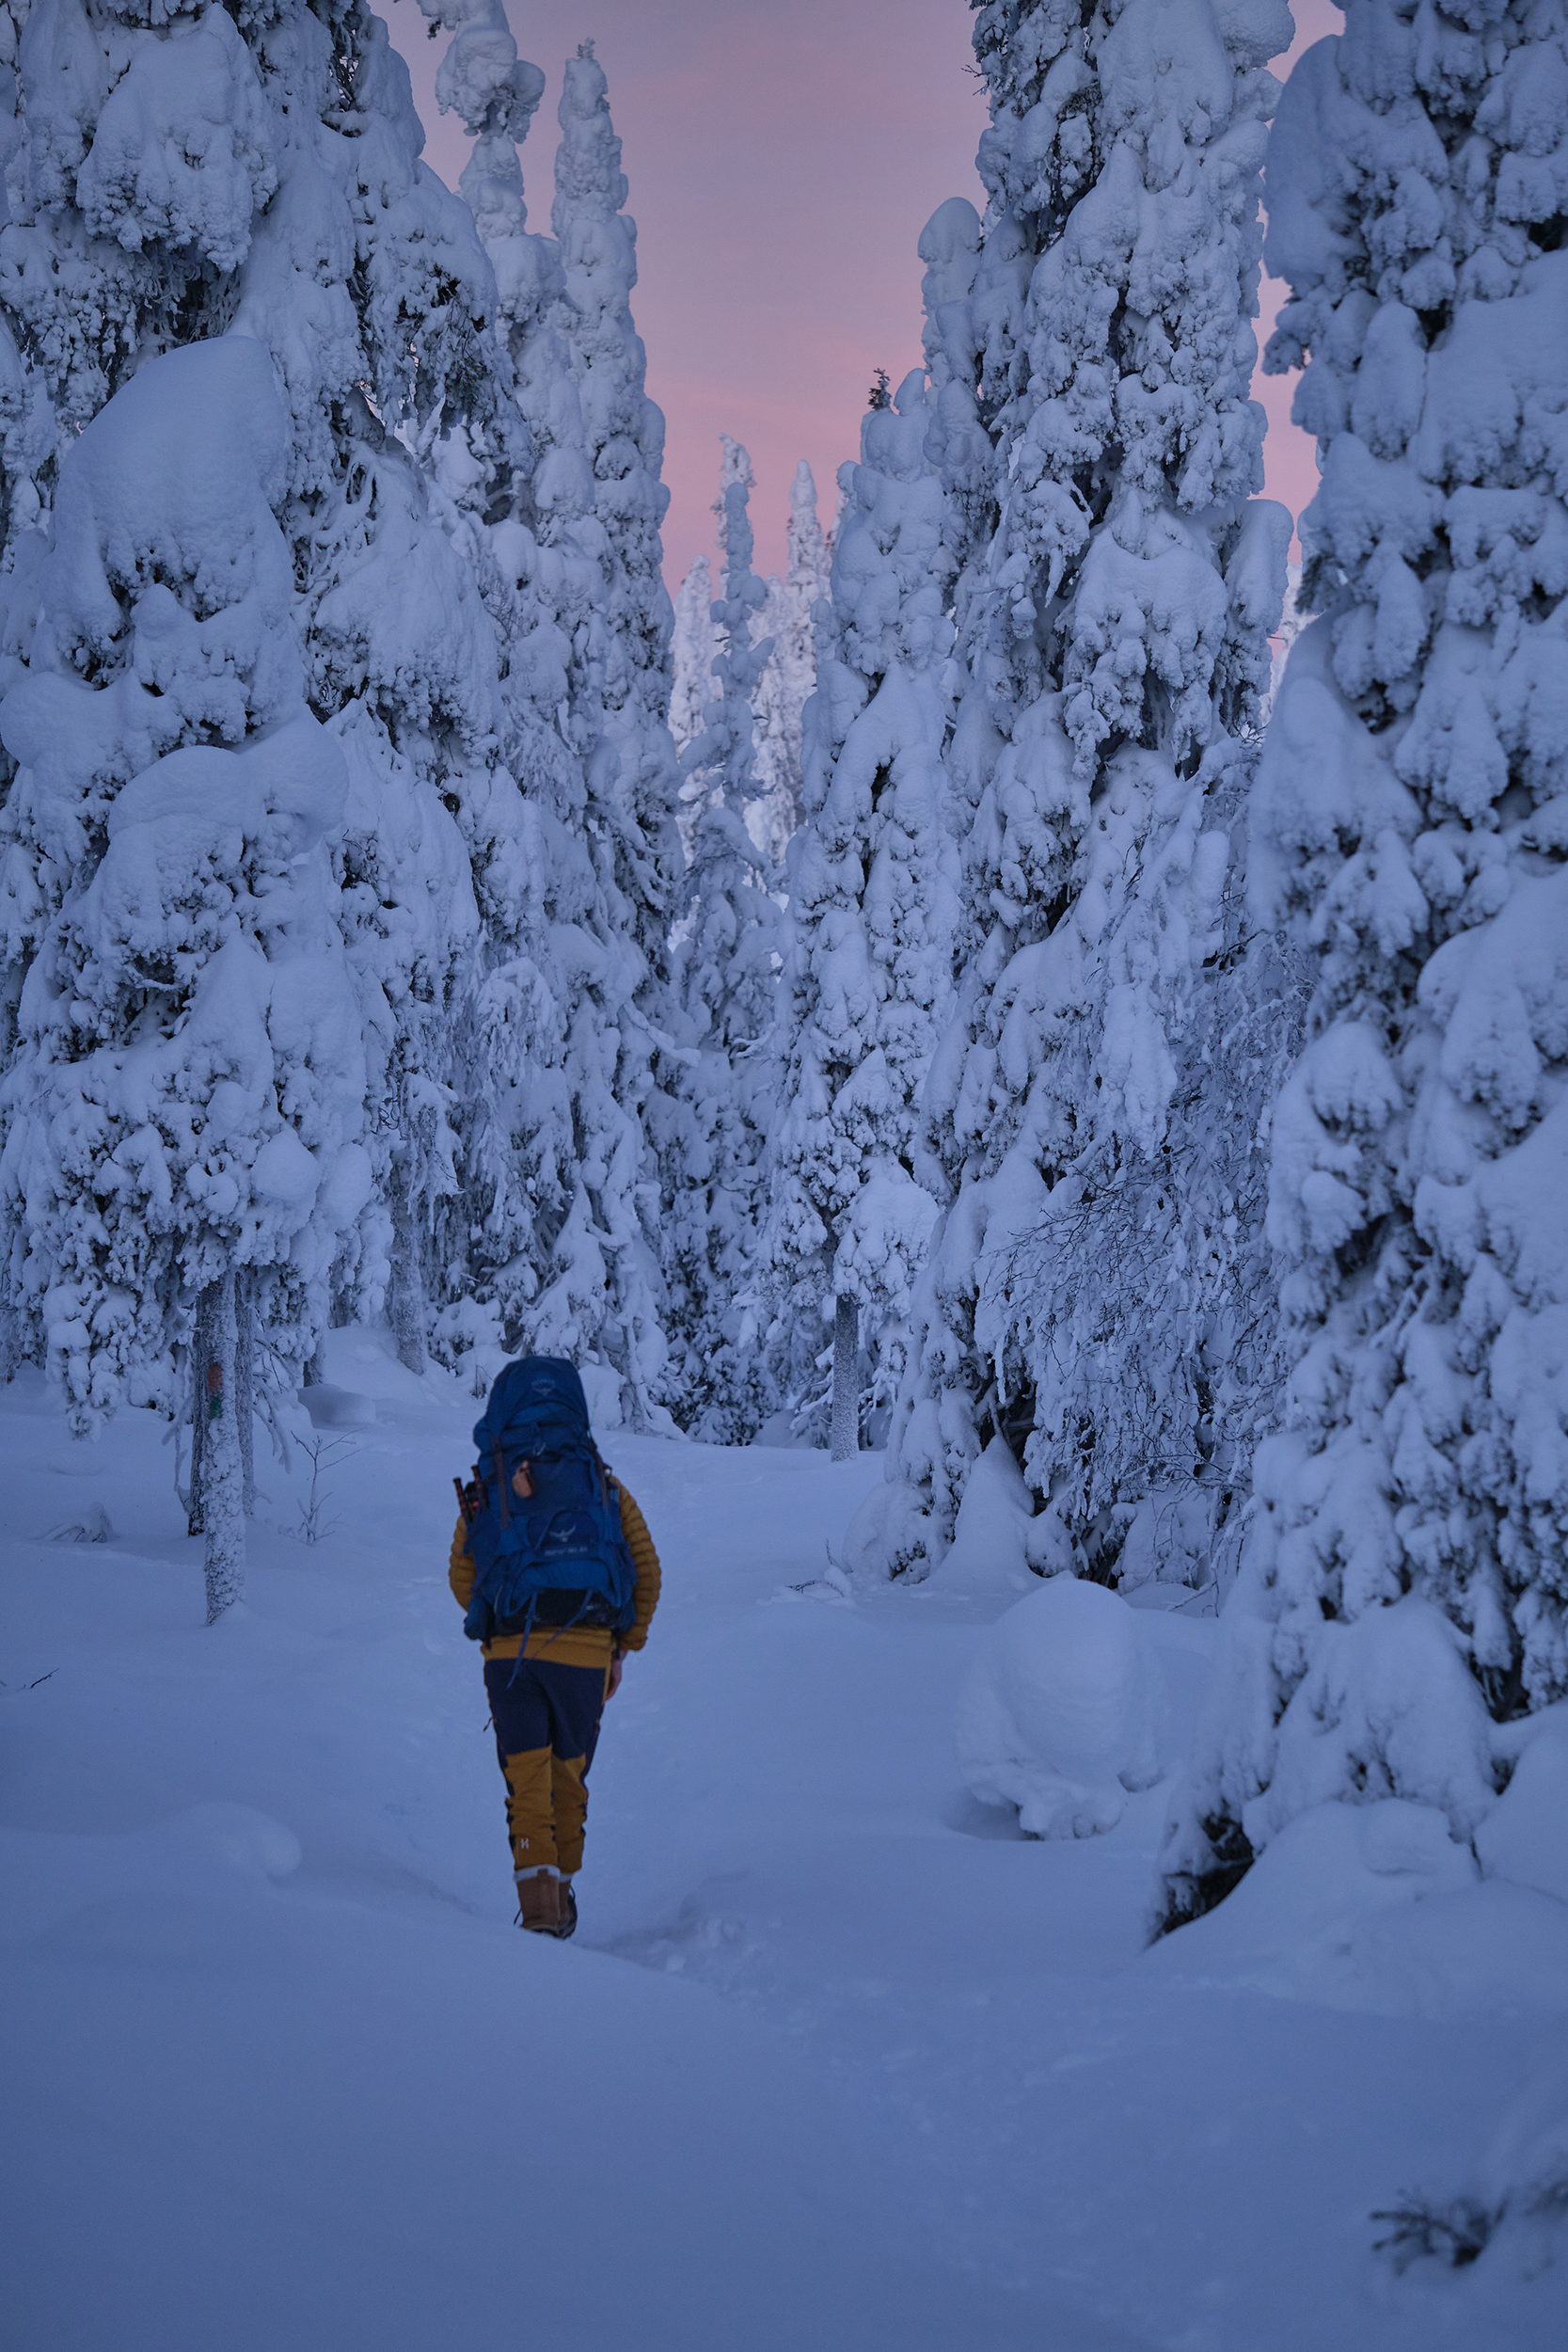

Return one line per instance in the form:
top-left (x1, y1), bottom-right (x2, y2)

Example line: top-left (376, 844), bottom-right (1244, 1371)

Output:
top-left (483, 1654), bottom-right (607, 1876)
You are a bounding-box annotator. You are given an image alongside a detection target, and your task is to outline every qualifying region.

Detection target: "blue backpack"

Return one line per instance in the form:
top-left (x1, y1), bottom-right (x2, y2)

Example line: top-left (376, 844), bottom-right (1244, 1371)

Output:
top-left (460, 1358), bottom-right (637, 1645)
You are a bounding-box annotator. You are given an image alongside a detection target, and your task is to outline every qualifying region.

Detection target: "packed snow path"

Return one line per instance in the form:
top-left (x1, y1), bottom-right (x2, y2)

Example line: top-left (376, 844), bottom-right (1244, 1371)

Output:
top-left (1, 1336), bottom-right (1560, 2350)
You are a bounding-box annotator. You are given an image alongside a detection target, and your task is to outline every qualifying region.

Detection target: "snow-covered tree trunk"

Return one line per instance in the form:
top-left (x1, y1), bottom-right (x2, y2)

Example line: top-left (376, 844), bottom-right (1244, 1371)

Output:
top-left (186, 1283), bottom-right (216, 1541)
top-left (854, 0), bottom-right (1291, 1582)
top-left (387, 1183), bottom-right (428, 1378)
top-left (200, 1271), bottom-right (245, 1625)
top-left (235, 1270), bottom-right (257, 1521)
top-left (1159, 0), bottom-right (1568, 1931)
top-left (830, 1294), bottom-right (860, 1463)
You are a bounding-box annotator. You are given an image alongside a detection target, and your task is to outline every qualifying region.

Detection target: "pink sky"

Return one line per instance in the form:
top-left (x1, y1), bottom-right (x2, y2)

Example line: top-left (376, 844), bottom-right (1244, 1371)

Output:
top-left (390, 0), bottom-right (1340, 588)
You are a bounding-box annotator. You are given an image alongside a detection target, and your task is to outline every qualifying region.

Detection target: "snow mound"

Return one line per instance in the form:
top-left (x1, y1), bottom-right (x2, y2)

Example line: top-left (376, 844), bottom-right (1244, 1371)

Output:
top-left (1479, 1718), bottom-right (1568, 1910)
top-left (299, 1386), bottom-right (378, 1431)
top-left (957, 1576), bottom-right (1162, 1839)
top-left (1146, 1799), bottom-right (1568, 2020)
top-left (930, 1438), bottom-right (1053, 1597)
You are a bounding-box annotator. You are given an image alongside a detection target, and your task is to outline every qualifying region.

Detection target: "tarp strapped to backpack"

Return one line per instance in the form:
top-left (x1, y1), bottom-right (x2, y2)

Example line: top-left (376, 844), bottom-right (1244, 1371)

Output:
top-left (460, 1358), bottom-right (637, 1645)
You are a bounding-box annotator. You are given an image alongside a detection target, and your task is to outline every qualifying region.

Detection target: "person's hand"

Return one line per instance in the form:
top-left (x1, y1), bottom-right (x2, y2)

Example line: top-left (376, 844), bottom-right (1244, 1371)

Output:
top-left (606, 1653), bottom-right (625, 1702)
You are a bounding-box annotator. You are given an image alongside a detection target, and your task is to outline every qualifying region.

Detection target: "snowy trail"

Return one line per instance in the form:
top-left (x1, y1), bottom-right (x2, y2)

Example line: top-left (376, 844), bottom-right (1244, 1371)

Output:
top-left (1, 1339), bottom-right (1560, 2349)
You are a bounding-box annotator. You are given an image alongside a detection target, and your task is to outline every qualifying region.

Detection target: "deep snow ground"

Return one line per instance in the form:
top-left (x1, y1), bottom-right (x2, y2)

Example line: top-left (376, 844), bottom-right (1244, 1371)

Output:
top-left (2, 1332), bottom-right (1562, 2350)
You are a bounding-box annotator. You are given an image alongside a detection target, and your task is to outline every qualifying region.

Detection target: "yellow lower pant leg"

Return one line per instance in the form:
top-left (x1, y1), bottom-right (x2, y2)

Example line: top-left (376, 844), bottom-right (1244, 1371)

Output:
top-left (552, 1752), bottom-right (590, 1878)
top-left (501, 1744), bottom-right (557, 1873)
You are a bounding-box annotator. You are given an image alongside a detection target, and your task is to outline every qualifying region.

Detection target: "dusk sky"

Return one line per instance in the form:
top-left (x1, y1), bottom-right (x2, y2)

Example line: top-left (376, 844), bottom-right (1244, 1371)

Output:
top-left (390, 0), bottom-right (1340, 589)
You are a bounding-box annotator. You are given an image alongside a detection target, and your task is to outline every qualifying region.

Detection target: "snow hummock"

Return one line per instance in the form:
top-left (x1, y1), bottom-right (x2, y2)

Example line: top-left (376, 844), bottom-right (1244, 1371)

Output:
top-left (958, 1576), bottom-right (1163, 1838)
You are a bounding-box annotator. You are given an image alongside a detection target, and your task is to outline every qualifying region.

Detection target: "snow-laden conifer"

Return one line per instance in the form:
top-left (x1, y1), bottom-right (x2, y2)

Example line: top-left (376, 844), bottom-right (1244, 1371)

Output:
top-left (673, 460), bottom-right (830, 875)
top-left (0, 0), bottom-right (278, 563)
top-left (653, 447), bottom-right (783, 1438)
top-left (1160, 0), bottom-right (1568, 1931)
top-left (419, 8), bottom-right (673, 1418)
top-left (670, 554), bottom-right (718, 761)
top-left (0, 0), bottom-right (551, 1400)
top-left (752, 460), bottom-right (831, 869)
top-left (763, 375), bottom-right (958, 1455)
top-left (547, 40), bottom-right (683, 977)
top-left (851, 0), bottom-right (1291, 1581)
top-left (0, 339), bottom-right (367, 1615)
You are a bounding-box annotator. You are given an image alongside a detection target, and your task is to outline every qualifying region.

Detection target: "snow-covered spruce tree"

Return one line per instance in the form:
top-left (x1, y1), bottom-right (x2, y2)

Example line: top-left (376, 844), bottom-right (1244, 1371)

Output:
top-left (0, 338), bottom-right (366, 1617)
top-left (670, 553), bottom-right (718, 761)
top-left (1159, 0), bottom-right (1568, 1930)
top-left (653, 450), bottom-right (783, 1438)
top-left (236, 0), bottom-right (529, 1382)
top-left (849, 0), bottom-right (1291, 1581)
top-left (762, 373), bottom-right (959, 1457)
top-left (673, 437), bottom-right (755, 867)
top-left (0, 0), bottom-right (278, 569)
top-left (547, 39), bottom-right (683, 983)
top-left (421, 8), bottom-right (673, 1415)
top-left (0, 0), bottom-right (537, 1379)
top-left (674, 459), bottom-right (829, 874)
top-left (752, 459), bottom-right (832, 869)
top-left (0, 0), bottom-right (286, 1070)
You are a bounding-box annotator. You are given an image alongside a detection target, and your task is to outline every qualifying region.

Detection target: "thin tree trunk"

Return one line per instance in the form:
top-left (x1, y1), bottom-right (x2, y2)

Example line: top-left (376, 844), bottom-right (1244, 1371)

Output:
top-left (201, 1270), bottom-right (245, 1623)
top-left (186, 1281), bottom-right (218, 1536)
top-left (388, 1191), bottom-right (427, 1375)
top-left (235, 1268), bottom-right (256, 1518)
top-left (830, 1293), bottom-right (859, 1463)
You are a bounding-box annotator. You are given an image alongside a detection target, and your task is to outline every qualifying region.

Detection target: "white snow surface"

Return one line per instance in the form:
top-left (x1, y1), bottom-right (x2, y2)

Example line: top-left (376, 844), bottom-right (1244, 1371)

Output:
top-left (1, 1336), bottom-right (1563, 2348)
top-left (957, 1576), bottom-right (1164, 1839)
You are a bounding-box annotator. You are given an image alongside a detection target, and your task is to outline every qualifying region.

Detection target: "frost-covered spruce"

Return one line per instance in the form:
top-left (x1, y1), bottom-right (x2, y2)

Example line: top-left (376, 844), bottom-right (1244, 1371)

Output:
top-left (851, 0), bottom-right (1291, 1581)
top-left (752, 460), bottom-right (832, 870)
top-left (762, 374), bottom-right (958, 1456)
top-left (655, 449), bottom-right (783, 1439)
top-left (674, 459), bottom-right (830, 875)
top-left (550, 40), bottom-right (684, 976)
top-left (0, 340), bottom-right (367, 1616)
top-left (670, 554), bottom-right (719, 761)
top-left (0, 0), bottom-right (278, 564)
top-left (0, 0), bottom-right (524, 1371)
top-left (420, 6), bottom-right (672, 1416)
top-left (1160, 0), bottom-right (1568, 1930)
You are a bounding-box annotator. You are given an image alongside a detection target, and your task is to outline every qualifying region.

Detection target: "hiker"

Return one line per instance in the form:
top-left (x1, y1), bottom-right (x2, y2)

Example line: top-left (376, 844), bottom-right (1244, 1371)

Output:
top-left (449, 1357), bottom-right (660, 1939)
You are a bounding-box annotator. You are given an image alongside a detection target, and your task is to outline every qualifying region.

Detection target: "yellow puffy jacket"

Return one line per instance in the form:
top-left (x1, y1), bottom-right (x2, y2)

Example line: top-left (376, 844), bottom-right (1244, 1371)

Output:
top-left (448, 1471), bottom-right (661, 1671)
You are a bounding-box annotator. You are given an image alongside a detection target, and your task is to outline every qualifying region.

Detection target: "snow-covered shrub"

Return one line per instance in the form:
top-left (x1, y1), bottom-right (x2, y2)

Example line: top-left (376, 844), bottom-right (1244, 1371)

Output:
top-left (863, 0), bottom-right (1292, 1581)
top-left (958, 1576), bottom-right (1163, 1838)
top-left (761, 371), bottom-right (959, 1454)
top-left (1158, 0), bottom-right (1568, 1934)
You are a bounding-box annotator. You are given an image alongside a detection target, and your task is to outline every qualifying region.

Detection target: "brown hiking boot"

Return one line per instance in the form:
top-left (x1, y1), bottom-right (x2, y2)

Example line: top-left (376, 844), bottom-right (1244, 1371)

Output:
top-left (515, 1873), bottom-right (563, 1934)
